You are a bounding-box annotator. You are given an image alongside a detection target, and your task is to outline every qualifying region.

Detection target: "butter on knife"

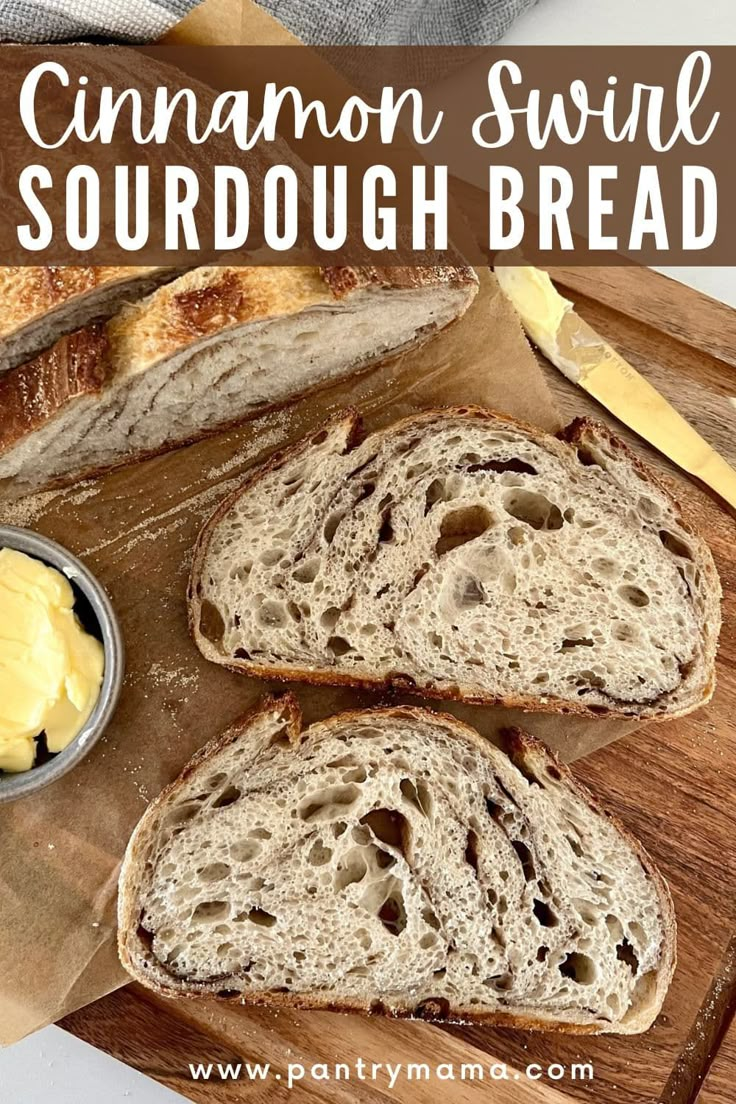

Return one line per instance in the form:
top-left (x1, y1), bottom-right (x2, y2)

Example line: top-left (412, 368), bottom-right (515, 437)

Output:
top-left (494, 261), bottom-right (736, 513)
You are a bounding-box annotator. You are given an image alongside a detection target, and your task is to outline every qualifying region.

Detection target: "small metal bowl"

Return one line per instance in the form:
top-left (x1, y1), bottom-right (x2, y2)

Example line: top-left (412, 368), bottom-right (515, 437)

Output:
top-left (0, 525), bottom-right (124, 804)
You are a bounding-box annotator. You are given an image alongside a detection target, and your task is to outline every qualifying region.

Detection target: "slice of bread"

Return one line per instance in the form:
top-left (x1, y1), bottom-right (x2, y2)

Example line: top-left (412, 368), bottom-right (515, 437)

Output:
top-left (0, 266), bottom-right (477, 499)
top-left (0, 266), bottom-right (183, 374)
top-left (117, 694), bottom-right (676, 1034)
top-left (189, 407), bottom-right (720, 722)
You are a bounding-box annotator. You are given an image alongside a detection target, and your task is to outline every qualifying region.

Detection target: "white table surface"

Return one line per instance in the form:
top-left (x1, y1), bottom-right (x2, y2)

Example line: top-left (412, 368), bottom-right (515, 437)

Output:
top-left (2, 3), bottom-right (734, 1102)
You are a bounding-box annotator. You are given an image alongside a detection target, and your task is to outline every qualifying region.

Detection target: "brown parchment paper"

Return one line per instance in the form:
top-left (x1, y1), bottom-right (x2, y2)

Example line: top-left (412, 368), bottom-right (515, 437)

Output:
top-left (0, 1), bottom-right (636, 1045)
top-left (0, 271), bottom-right (638, 1044)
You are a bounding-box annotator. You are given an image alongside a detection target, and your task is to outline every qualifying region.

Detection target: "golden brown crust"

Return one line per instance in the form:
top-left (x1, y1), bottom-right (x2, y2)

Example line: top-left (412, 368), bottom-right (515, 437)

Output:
top-left (169, 270), bottom-right (251, 337)
top-left (0, 267), bottom-right (163, 341)
top-left (0, 265), bottom-right (476, 493)
top-left (321, 265), bottom-right (477, 300)
top-left (117, 267), bottom-right (278, 360)
top-left (108, 265), bottom-right (477, 378)
top-left (115, 977), bottom-right (606, 1033)
top-left (189, 405), bottom-right (719, 723)
top-left (0, 325), bottom-right (110, 453)
top-left (117, 696), bottom-right (676, 1035)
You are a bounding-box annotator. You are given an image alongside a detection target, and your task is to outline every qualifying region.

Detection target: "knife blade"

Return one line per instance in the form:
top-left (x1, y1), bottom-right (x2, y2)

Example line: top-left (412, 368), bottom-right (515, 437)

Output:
top-left (494, 263), bottom-right (736, 512)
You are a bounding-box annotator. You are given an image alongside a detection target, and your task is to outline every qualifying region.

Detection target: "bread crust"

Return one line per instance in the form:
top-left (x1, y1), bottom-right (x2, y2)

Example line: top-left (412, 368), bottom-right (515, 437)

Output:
top-left (321, 265), bottom-right (479, 299)
top-left (188, 405), bottom-right (720, 723)
top-left (0, 266), bottom-right (187, 375)
top-left (0, 326), bottom-right (110, 453)
top-left (107, 264), bottom-right (477, 376)
top-left (0, 265), bottom-right (477, 495)
top-left (117, 693), bottom-right (676, 1035)
top-left (559, 416), bottom-right (721, 703)
top-left (0, 267), bottom-right (160, 341)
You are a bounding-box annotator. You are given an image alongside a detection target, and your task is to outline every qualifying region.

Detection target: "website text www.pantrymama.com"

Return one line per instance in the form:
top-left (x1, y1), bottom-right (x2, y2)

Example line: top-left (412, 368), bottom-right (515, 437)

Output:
top-left (188, 1057), bottom-right (595, 1090)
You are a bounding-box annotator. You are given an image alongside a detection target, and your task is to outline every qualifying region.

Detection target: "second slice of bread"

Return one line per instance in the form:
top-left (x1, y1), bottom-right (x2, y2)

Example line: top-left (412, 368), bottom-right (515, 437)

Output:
top-left (118, 694), bottom-right (675, 1034)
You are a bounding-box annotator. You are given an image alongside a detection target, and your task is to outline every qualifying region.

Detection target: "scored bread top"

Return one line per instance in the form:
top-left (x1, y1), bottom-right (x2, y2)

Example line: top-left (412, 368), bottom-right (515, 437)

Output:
top-left (0, 266), bottom-right (183, 376)
top-left (0, 266), bottom-right (163, 342)
top-left (189, 406), bottom-right (721, 721)
top-left (0, 326), bottom-right (110, 453)
top-left (117, 694), bottom-right (675, 1034)
top-left (106, 265), bottom-right (477, 381)
top-left (0, 265), bottom-right (477, 500)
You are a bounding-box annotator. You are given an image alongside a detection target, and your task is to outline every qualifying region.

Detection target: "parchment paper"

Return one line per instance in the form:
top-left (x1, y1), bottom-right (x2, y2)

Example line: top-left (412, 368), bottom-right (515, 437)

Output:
top-left (0, 1), bottom-right (637, 1045)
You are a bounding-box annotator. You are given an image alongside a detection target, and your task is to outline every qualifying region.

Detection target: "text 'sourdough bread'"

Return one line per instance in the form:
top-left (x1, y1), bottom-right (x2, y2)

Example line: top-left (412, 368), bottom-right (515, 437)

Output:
top-left (118, 695), bottom-right (675, 1034)
top-left (190, 407), bottom-right (720, 721)
top-left (0, 265), bottom-right (477, 498)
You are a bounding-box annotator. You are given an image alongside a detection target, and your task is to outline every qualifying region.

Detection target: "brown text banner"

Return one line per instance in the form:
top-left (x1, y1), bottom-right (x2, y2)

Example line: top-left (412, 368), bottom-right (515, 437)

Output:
top-left (0, 45), bottom-right (732, 265)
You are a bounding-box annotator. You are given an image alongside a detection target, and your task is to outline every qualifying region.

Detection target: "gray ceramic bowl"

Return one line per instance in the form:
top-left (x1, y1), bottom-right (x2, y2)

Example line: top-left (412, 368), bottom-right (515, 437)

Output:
top-left (0, 525), bottom-right (124, 804)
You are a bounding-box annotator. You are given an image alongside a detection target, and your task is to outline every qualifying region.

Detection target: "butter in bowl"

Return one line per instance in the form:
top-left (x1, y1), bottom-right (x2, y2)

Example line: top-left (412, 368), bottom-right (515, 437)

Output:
top-left (0, 525), bottom-right (124, 802)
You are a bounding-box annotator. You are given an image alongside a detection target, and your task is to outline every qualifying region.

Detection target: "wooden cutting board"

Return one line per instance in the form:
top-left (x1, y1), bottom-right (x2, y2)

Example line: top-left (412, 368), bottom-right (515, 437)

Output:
top-left (60, 267), bottom-right (736, 1104)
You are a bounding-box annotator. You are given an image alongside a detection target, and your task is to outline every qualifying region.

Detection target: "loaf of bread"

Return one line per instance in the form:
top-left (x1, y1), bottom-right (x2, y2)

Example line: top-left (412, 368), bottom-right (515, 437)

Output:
top-left (117, 694), bottom-right (675, 1033)
top-left (0, 266), bottom-right (183, 374)
top-left (190, 407), bottom-right (720, 720)
top-left (0, 266), bottom-right (476, 499)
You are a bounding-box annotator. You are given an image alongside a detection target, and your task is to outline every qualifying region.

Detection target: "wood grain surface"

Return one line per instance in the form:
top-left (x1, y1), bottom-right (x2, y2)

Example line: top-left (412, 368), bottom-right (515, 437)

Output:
top-left (697, 1005), bottom-right (736, 1104)
top-left (60, 266), bottom-right (736, 1103)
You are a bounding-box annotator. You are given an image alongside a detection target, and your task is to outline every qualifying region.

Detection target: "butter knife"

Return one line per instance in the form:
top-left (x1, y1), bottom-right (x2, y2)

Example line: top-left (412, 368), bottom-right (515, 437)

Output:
top-left (494, 263), bottom-right (736, 513)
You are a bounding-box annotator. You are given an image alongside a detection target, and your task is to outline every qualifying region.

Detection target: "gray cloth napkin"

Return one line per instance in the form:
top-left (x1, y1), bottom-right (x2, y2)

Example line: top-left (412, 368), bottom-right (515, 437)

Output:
top-left (261, 0), bottom-right (539, 45)
top-left (0, 0), bottom-right (193, 41)
top-left (0, 0), bottom-right (539, 44)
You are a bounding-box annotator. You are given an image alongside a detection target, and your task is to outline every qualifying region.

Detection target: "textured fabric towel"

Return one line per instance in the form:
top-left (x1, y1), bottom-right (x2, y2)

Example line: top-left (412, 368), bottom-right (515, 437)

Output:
top-left (0, 0), bottom-right (539, 45)
top-left (0, 0), bottom-right (194, 42)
